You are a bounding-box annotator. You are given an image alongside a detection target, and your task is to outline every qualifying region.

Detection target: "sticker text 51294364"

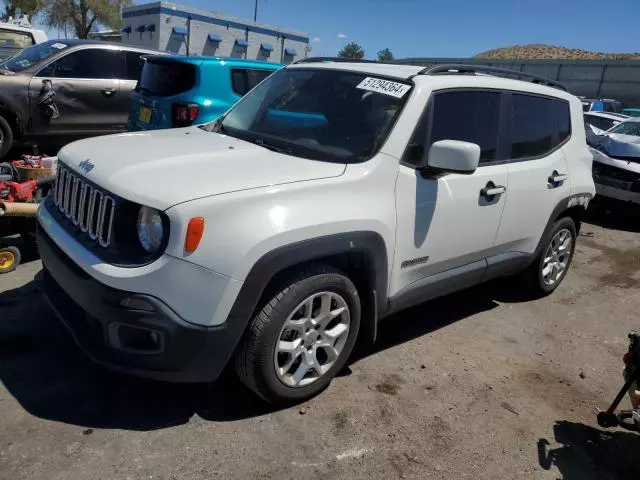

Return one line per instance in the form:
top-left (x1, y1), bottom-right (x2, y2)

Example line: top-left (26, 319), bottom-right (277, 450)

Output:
top-left (356, 77), bottom-right (411, 99)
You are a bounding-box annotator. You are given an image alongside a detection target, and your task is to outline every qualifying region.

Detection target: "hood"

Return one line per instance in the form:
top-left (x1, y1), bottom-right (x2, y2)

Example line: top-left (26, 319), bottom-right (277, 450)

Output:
top-left (58, 127), bottom-right (347, 210)
top-left (601, 133), bottom-right (640, 160)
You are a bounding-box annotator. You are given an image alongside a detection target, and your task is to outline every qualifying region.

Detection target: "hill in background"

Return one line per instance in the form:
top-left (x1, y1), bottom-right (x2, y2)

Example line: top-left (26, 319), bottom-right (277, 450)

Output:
top-left (475, 44), bottom-right (640, 60)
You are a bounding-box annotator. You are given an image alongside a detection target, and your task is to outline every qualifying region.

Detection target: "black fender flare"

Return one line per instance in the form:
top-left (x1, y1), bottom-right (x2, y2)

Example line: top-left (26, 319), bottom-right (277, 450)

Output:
top-left (225, 231), bottom-right (389, 350)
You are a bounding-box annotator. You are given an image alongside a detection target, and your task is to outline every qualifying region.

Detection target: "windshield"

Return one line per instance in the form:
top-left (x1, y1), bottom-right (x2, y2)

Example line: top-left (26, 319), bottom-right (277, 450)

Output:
top-left (608, 121), bottom-right (640, 137)
top-left (210, 68), bottom-right (411, 163)
top-left (3, 40), bottom-right (69, 72)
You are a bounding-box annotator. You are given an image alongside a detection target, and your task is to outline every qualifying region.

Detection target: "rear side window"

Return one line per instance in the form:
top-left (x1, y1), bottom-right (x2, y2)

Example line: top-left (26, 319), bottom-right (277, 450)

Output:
top-left (428, 90), bottom-right (501, 163)
top-left (231, 68), bottom-right (275, 96)
top-left (138, 60), bottom-right (196, 96)
top-left (509, 94), bottom-right (571, 159)
top-left (0, 29), bottom-right (34, 49)
top-left (124, 51), bottom-right (148, 81)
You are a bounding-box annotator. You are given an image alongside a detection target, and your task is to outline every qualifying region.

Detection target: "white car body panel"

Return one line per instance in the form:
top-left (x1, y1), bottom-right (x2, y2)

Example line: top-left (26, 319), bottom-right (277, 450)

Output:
top-left (39, 63), bottom-right (596, 336)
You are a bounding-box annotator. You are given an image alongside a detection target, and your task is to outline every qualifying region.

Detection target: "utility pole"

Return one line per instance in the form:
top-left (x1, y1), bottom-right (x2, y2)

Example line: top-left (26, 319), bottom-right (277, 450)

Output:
top-left (253, 0), bottom-right (258, 22)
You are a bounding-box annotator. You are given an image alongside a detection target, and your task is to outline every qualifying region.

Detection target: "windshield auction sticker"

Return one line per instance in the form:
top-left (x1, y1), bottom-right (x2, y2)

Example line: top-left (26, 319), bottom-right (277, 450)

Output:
top-left (51, 43), bottom-right (67, 49)
top-left (356, 77), bottom-right (411, 98)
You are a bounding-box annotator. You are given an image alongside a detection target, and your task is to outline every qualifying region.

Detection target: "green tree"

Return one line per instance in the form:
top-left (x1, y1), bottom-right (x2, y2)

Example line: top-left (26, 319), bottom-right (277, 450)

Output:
top-left (377, 48), bottom-right (394, 62)
top-left (1, 0), bottom-right (44, 21)
top-left (338, 41), bottom-right (365, 59)
top-left (43, 0), bottom-right (130, 39)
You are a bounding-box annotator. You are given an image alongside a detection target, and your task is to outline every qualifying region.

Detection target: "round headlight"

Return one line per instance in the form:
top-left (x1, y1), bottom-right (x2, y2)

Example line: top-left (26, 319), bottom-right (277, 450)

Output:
top-left (137, 206), bottom-right (164, 253)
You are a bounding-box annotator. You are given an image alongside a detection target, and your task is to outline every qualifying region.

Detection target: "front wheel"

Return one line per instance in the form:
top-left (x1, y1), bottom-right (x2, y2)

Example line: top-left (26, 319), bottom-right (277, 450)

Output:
top-left (234, 266), bottom-right (361, 404)
top-left (522, 217), bottom-right (577, 296)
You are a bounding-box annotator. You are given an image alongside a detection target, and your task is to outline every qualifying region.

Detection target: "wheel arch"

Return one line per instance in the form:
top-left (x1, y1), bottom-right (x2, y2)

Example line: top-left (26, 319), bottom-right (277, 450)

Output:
top-left (226, 231), bottom-right (389, 349)
top-left (0, 100), bottom-right (22, 136)
top-left (534, 193), bottom-right (592, 257)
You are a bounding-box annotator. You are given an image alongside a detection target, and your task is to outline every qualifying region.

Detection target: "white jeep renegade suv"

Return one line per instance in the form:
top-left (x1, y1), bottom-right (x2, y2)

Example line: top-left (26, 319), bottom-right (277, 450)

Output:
top-left (37, 61), bottom-right (595, 403)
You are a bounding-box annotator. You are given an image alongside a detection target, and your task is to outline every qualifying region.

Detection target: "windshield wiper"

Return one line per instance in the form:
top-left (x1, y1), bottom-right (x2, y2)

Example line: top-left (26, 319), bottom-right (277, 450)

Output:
top-left (252, 138), bottom-right (292, 155)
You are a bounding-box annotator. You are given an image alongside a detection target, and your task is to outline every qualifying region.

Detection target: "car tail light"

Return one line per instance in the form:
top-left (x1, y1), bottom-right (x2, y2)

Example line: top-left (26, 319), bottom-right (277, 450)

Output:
top-left (173, 103), bottom-right (200, 127)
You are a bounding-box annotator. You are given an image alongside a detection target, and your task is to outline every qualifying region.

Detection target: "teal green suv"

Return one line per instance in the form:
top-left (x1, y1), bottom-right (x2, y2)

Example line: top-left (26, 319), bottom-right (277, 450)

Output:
top-left (128, 55), bottom-right (282, 131)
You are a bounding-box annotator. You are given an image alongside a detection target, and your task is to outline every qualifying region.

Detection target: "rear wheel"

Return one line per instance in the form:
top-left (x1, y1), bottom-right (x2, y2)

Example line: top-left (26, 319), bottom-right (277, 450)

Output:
top-left (0, 115), bottom-right (14, 159)
top-left (522, 217), bottom-right (577, 296)
top-left (0, 246), bottom-right (20, 274)
top-left (234, 266), bottom-right (361, 404)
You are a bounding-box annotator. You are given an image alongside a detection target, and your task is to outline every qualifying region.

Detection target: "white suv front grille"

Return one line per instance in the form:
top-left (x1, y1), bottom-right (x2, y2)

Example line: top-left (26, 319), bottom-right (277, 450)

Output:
top-left (53, 164), bottom-right (116, 248)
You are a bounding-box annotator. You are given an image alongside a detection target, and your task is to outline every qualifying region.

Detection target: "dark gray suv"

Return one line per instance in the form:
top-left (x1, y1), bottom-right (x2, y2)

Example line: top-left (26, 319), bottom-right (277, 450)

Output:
top-left (0, 39), bottom-right (158, 158)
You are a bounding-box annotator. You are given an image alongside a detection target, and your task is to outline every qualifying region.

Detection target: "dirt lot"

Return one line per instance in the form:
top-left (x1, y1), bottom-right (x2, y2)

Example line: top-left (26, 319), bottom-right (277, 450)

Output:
top-left (0, 200), bottom-right (639, 480)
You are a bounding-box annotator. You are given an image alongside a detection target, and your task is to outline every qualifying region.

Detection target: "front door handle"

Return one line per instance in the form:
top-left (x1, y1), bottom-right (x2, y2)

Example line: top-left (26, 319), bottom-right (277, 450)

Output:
top-left (101, 88), bottom-right (116, 97)
top-left (548, 171), bottom-right (568, 185)
top-left (480, 181), bottom-right (506, 197)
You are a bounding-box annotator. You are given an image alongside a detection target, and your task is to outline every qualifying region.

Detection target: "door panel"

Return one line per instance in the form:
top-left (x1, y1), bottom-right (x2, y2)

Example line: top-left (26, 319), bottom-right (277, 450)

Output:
top-left (494, 151), bottom-right (570, 253)
top-left (493, 94), bottom-right (572, 254)
top-left (27, 48), bottom-right (125, 139)
top-left (391, 163), bottom-right (508, 298)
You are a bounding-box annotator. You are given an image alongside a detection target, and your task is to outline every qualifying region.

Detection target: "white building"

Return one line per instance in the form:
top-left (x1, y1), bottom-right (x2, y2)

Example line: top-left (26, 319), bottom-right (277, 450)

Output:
top-left (120, 1), bottom-right (310, 63)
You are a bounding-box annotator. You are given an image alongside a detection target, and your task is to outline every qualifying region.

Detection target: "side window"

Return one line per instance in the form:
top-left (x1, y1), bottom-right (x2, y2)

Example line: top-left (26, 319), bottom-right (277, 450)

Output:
top-left (124, 51), bottom-right (146, 81)
top-left (603, 102), bottom-right (615, 113)
top-left (510, 94), bottom-right (554, 159)
top-left (231, 68), bottom-right (275, 96)
top-left (429, 90), bottom-right (501, 163)
top-left (554, 99), bottom-right (571, 144)
top-left (40, 49), bottom-right (121, 79)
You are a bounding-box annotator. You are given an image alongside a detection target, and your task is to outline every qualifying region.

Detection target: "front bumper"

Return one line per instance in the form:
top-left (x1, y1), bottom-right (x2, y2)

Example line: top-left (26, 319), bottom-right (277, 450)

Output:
top-left (595, 182), bottom-right (640, 205)
top-left (37, 226), bottom-right (246, 382)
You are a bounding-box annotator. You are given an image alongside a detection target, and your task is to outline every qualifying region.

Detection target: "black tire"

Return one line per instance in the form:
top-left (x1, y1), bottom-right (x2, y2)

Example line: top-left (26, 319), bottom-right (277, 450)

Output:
top-left (522, 216), bottom-right (577, 297)
top-left (0, 115), bottom-right (14, 159)
top-left (234, 265), bottom-right (361, 404)
top-left (0, 246), bottom-right (21, 274)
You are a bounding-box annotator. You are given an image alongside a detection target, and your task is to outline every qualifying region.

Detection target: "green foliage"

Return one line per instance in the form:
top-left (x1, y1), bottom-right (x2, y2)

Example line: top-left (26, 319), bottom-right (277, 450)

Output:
top-left (377, 48), bottom-right (394, 62)
top-left (338, 42), bottom-right (365, 59)
top-left (1, 0), bottom-right (44, 21)
top-left (42, 0), bottom-right (131, 39)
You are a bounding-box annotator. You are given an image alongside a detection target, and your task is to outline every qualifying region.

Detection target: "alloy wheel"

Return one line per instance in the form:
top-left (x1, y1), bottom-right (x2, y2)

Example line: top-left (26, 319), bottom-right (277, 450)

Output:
top-left (273, 291), bottom-right (351, 387)
top-left (542, 228), bottom-right (573, 286)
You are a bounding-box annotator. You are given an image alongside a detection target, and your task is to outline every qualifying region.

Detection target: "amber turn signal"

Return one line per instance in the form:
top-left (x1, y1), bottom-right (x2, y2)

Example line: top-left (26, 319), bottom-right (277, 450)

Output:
top-left (185, 217), bottom-right (205, 253)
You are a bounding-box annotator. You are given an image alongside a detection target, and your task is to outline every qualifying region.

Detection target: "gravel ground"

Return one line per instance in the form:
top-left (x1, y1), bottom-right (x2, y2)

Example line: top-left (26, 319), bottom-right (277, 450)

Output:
top-left (0, 200), bottom-right (639, 480)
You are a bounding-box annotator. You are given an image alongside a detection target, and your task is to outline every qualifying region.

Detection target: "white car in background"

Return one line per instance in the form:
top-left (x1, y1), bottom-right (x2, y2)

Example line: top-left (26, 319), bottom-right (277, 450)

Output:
top-left (591, 117), bottom-right (640, 204)
top-left (0, 22), bottom-right (47, 60)
top-left (584, 111), bottom-right (628, 146)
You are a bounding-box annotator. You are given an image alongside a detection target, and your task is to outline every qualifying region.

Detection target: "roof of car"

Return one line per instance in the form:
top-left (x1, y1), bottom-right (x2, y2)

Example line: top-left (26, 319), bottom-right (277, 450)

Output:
top-left (0, 22), bottom-right (45, 34)
top-left (584, 111), bottom-right (629, 121)
top-left (146, 54), bottom-right (282, 68)
top-left (286, 60), bottom-right (574, 99)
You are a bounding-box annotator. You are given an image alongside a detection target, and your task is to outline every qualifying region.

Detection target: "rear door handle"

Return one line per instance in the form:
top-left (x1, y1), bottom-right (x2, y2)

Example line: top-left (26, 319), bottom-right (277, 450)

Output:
top-left (480, 181), bottom-right (506, 197)
top-left (101, 88), bottom-right (116, 97)
top-left (548, 171), bottom-right (568, 185)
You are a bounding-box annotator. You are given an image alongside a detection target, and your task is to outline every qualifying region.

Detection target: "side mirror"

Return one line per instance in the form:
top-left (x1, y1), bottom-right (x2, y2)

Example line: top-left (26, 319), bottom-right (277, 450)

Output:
top-left (424, 140), bottom-right (480, 175)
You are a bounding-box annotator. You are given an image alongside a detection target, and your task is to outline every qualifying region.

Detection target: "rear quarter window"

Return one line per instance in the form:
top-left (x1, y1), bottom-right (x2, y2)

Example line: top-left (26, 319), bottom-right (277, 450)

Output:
top-left (231, 68), bottom-right (275, 96)
top-left (509, 94), bottom-right (571, 159)
top-left (138, 60), bottom-right (196, 96)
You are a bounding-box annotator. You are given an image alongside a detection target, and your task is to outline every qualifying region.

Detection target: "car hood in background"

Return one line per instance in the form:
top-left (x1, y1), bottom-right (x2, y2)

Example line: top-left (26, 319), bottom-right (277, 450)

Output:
top-left (57, 127), bottom-right (347, 210)
top-left (600, 133), bottom-right (640, 160)
top-left (590, 146), bottom-right (640, 174)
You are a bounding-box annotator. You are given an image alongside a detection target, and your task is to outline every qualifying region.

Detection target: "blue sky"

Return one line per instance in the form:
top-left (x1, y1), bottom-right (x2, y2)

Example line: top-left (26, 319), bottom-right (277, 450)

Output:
top-left (32, 0), bottom-right (640, 59)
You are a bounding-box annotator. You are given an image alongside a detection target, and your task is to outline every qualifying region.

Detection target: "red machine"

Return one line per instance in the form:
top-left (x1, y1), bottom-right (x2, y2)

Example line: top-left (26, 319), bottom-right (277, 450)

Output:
top-left (0, 159), bottom-right (55, 274)
top-left (0, 176), bottom-right (56, 202)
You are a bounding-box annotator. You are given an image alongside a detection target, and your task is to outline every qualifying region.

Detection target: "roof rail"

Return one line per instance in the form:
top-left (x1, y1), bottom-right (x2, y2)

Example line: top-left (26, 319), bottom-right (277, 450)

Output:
top-left (414, 64), bottom-right (567, 91)
top-left (294, 56), bottom-right (381, 64)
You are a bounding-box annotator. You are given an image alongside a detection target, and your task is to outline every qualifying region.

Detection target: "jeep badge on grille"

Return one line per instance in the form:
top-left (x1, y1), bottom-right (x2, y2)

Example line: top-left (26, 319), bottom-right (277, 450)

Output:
top-left (78, 159), bottom-right (94, 173)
